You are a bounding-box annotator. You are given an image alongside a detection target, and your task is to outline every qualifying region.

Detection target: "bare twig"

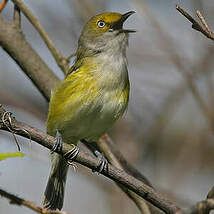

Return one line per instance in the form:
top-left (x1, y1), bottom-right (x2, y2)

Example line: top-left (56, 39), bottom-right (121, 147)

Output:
top-left (0, 105), bottom-right (181, 214)
top-left (99, 135), bottom-right (152, 187)
top-left (98, 135), bottom-right (152, 214)
top-left (0, 16), bottom-right (58, 100)
top-left (0, 188), bottom-right (72, 214)
top-left (132, 0), bottom-right (214, 130)
top-left (11, 0), bottom-right (70, 74)
top-left (175, 5), bottom-right (214, 127)
top-left (13, 4), bottom-right (21, 28)
top-left (176, 5), bottom-right (214, 41)
top-left (196, 10), bottom-right (212, 34)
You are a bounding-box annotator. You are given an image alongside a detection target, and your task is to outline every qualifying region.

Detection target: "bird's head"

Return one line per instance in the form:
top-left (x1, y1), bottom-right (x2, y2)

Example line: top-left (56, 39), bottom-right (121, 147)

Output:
top-left (78, 11), bottom-right (135, 55)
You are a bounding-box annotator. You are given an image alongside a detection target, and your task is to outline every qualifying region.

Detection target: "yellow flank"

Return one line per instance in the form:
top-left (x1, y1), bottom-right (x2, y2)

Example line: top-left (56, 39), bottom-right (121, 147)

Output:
top-left (122, 80), bottom-right (130, 107)
top-left (47, 59), bottom-right (98, 134)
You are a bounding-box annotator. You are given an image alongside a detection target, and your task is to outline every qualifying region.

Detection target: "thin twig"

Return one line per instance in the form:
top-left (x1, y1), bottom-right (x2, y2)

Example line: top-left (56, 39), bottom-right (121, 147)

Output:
top-left (11, 0), bottom-right (69, 74)
top-left (0, 105), bottom-right (181, 214)
top-left (99, 135), bottom-right (152, 186)
top-left (132, 0), bottom-right (214, 130)
top-left (0, 16), bottom-right (58, 100)
top-left (13, 4), bottom-right (21, 28)
top-left (175, 5), bottom-right (214, 127)
top-left (98, 135), bottom-right (152, 214)
top-left (0, 188), bottom-right (72, 214)
top-left (196, 10), bottom-right (211, 33)
top-left (176, 5), bottom-right (214, 41)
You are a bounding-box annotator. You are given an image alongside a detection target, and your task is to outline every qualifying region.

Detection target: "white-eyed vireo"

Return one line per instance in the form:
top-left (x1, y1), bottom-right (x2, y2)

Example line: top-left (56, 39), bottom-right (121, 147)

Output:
top-left (43, 11), bottom-right (135, 210)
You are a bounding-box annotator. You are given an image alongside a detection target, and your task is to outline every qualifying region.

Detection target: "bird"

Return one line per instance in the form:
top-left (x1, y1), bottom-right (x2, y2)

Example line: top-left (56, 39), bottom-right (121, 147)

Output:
top-left (42, 11), bottom-right (135, 210)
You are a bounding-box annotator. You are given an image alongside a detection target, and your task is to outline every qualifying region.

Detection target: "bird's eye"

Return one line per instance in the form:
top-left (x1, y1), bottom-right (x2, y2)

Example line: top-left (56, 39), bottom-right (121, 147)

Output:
top-left (97, 20), bottom-right (105, 28)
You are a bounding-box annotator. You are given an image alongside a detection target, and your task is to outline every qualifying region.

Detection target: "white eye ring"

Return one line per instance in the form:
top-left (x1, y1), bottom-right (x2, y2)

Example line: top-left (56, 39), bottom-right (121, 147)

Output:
top-left (97, 20), bottom-right (105, 28)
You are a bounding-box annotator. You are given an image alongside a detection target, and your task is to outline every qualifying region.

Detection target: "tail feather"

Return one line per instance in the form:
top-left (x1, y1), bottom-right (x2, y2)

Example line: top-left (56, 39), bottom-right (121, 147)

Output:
top-left (42, 153), bottom-right (68, 210)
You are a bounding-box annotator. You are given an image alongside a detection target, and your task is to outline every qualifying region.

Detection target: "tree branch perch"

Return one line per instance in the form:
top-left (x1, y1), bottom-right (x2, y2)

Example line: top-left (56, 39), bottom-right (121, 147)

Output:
top-left (0, 105), bottom-right (181, 214)
top-left (0, 188), bottom-right (73, 214)
top-left (176, 5), bottom-right (214, 41)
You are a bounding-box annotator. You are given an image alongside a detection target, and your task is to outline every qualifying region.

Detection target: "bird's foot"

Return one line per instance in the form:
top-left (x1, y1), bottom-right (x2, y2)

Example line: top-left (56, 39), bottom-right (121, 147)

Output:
top-left (64, 145), bottom-right (79, 171)
top-left (93, 150), bottom-right (108, 173)
top-left (51, 130), bottom-right (62, 153)
top-left (81, 139), bottom-right (108, 173)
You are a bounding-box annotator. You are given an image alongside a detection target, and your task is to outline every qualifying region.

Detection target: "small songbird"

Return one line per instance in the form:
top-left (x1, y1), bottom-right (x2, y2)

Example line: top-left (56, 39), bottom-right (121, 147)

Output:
top-left (42, 11), bottom-right (135, 210)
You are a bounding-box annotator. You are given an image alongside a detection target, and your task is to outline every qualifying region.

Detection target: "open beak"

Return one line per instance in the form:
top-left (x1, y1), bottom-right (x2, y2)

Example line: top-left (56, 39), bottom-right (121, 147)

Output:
top-left (111, 11), bottom-right (136, 33)
top-left (121, 11), bottom-right (135, 23)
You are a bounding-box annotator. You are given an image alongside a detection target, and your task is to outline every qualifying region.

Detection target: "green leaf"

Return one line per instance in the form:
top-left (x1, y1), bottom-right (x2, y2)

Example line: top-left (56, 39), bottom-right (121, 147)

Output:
top-left (0, 152), bottom-right (24, 161)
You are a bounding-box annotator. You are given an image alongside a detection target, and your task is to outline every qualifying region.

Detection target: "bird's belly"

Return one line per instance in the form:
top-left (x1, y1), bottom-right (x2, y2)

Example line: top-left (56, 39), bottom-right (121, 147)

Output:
top-left (61, 89), bottom-right (127, 142)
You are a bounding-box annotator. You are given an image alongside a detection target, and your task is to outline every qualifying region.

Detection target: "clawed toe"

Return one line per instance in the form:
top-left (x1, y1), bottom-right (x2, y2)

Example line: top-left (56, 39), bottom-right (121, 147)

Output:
top-left (94, 150), bottom-right (108, 173)
top-left (51, 130), bottom-right (62, 153)
top-left (64, 145), bottom-right (79, 171)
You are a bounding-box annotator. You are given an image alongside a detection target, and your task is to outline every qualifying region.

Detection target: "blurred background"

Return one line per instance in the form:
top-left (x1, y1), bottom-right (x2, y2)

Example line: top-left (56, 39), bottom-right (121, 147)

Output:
top-left (1, 0), bottom-right (214, 213)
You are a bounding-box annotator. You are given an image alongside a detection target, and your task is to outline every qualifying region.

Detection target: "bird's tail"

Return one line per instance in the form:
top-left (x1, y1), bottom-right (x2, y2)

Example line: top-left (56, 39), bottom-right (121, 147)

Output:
top-left (42, 152), bottom-right (68, 210)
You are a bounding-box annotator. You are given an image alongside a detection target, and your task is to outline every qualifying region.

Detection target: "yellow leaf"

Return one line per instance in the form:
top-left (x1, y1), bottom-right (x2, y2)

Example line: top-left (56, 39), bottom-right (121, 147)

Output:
top-left (0, 152), bottom-right (24, 161)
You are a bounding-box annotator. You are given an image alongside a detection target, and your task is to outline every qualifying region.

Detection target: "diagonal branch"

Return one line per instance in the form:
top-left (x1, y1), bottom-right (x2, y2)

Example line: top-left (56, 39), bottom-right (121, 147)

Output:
top-left (132, 0), bottom-right (214, 130)
top-left (0, 16), bottom-right (58, 100)
top-left (0, 105), bottom-right (181, 214)
top-left (0, 188), bottom-right (73, 214)
top-left (176, 5), bottom-right (214, 41)
top-left (13, 4), bottom-right (21, 28)
top-left (99, 135), bottom-right (152, 213)
top-left (11, 0), bottom-right (70, 74)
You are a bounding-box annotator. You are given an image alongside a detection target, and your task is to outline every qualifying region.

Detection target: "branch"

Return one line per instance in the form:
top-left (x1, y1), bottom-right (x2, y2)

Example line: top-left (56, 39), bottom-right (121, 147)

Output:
top-left (132, 0), bottom-right (214, 130)
top-left (99, 135), bottom-right (152, 187)
top-left (0, 188), bottom-right (72, 214)
top-left (176, 5), bottom-right (214, 41)
top-left (0, 105), bottom-right (181, 214)
top-left (13, 4), bottom-right (21, 28)
top-left (11, 0), bottom-right (70, 74)
top-left (99, 135), bottom-right (152, 213)
top-left (0, 16), bottom-right (58, 100)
